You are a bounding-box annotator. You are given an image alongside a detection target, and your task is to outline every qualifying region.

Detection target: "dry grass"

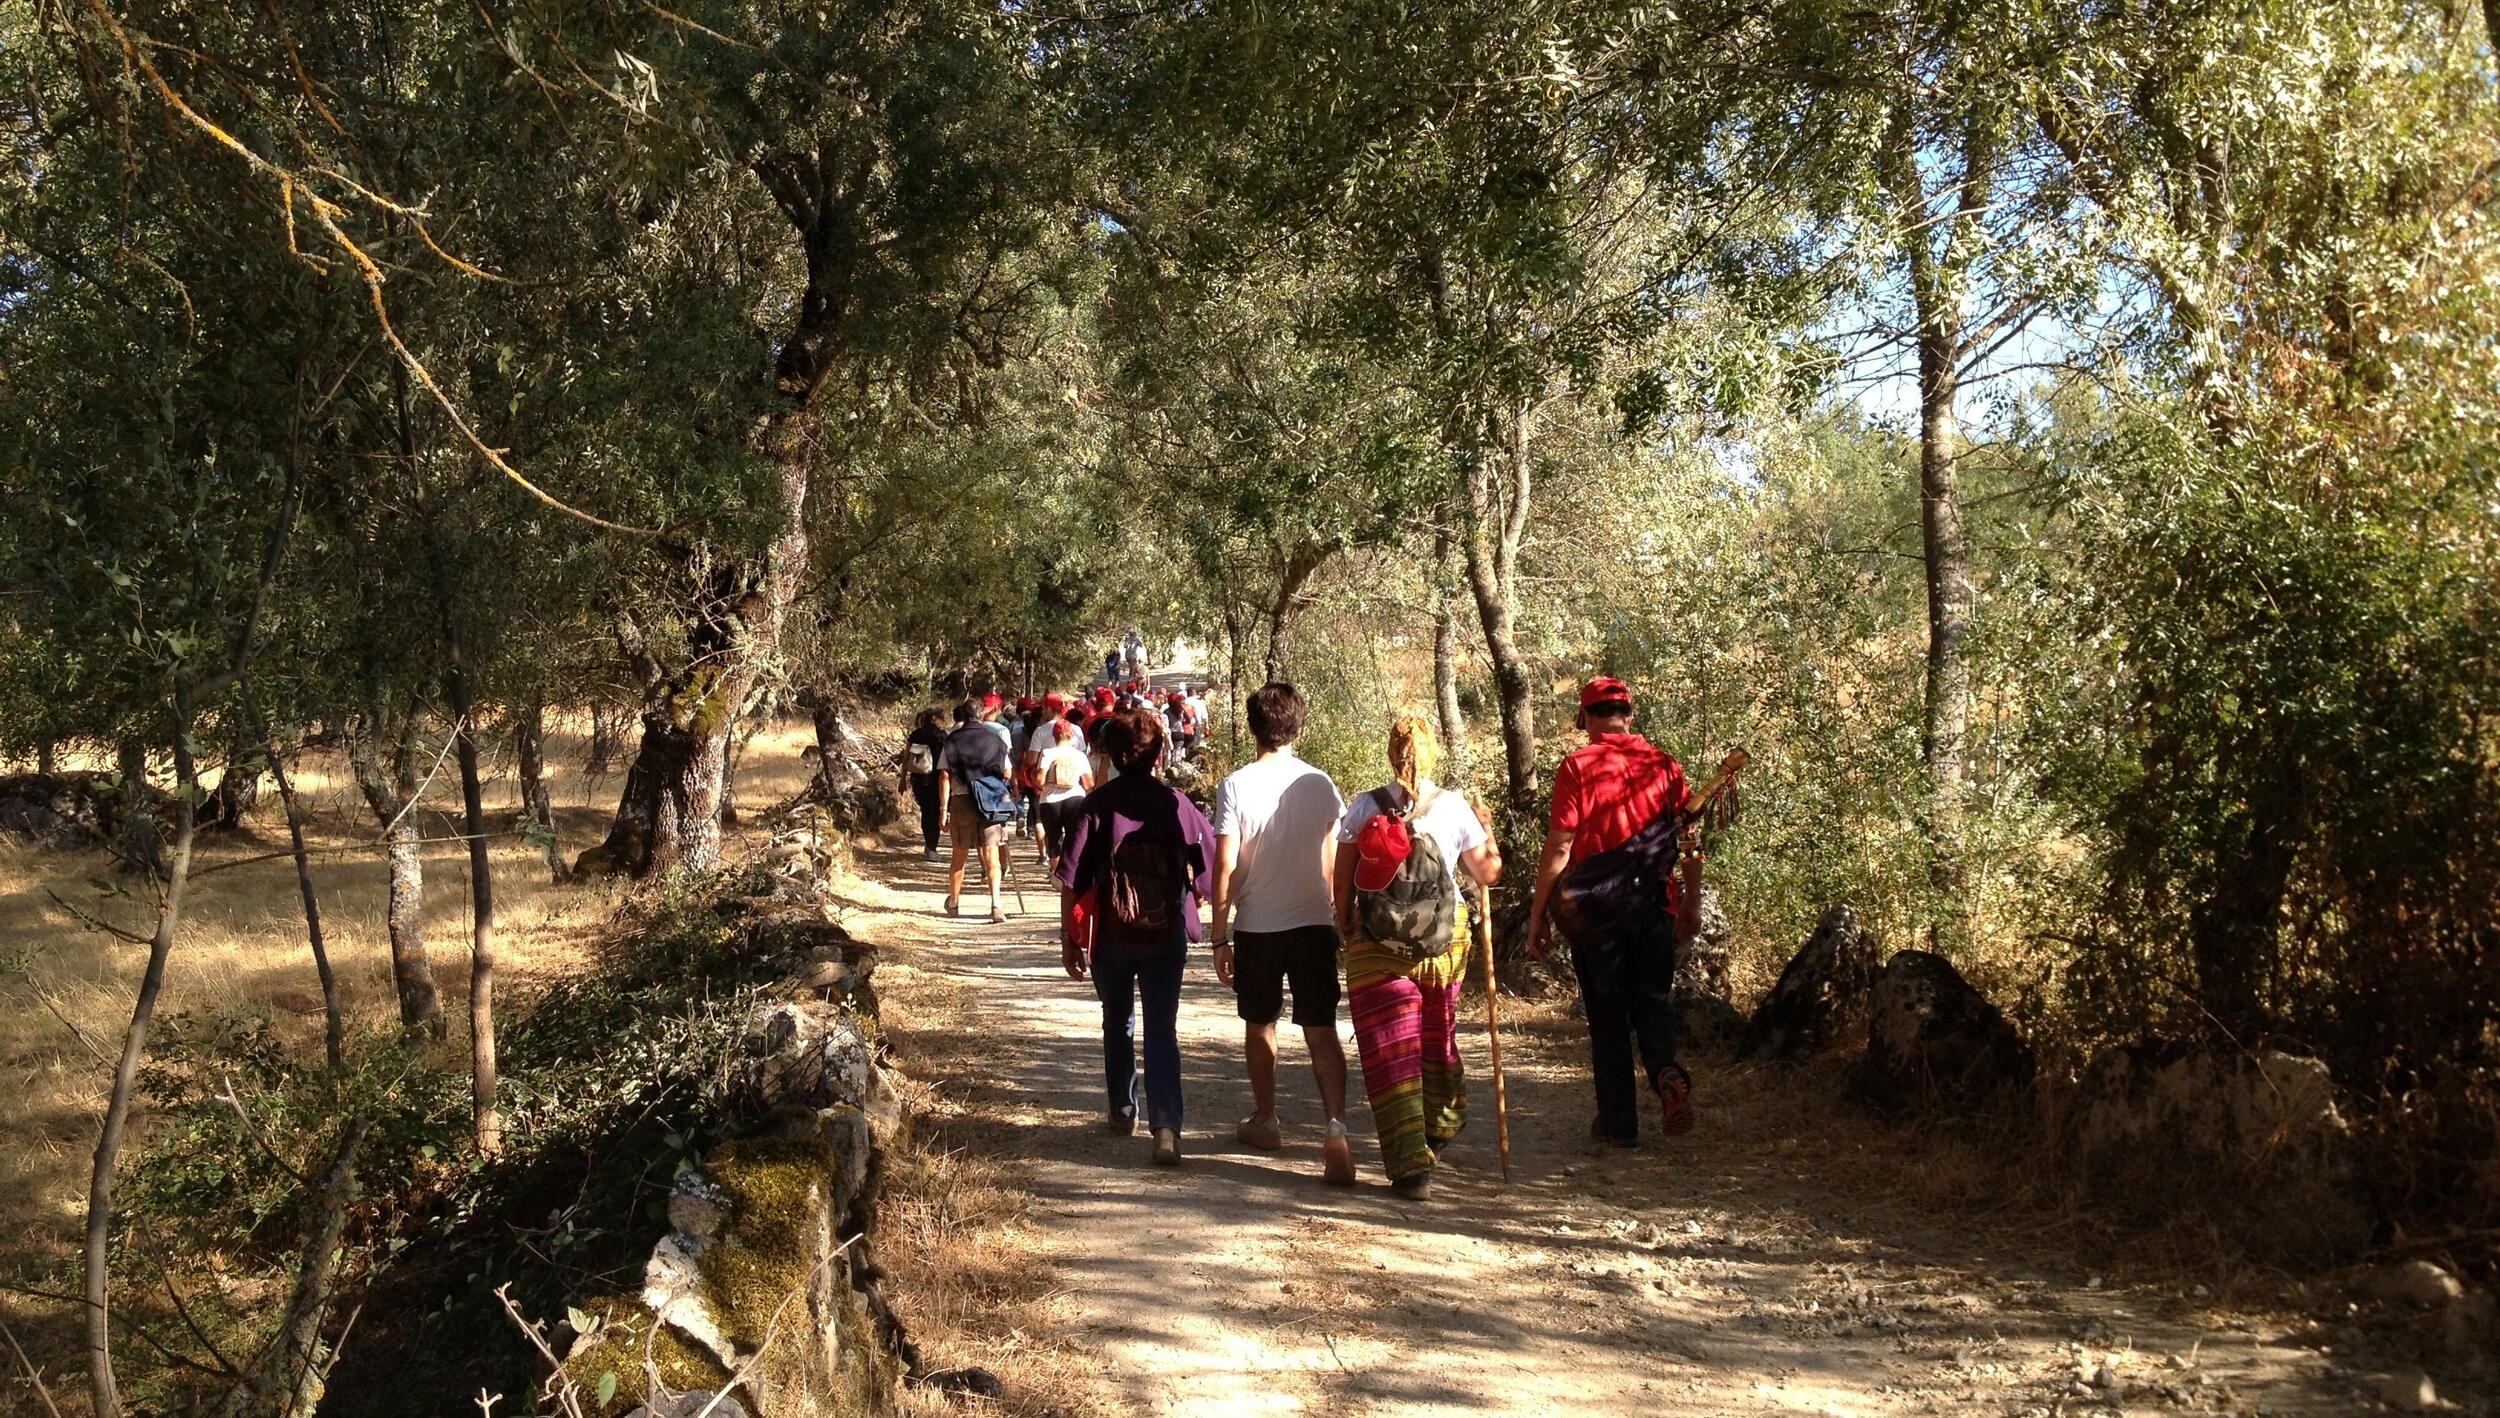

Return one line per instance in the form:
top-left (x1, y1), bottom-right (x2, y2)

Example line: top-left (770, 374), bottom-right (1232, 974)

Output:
top-left (0, 715), bottom-right (823, 1384)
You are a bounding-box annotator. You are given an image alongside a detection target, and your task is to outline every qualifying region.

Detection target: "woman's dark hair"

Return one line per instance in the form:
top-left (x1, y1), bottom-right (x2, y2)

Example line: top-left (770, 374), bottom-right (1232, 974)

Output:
top-left (916, 707), bottom-right (943, 732)
top-left (1245, 681), bottom-right (1306, 751)
top-left (1104, 707), bottom-right (1167, 774)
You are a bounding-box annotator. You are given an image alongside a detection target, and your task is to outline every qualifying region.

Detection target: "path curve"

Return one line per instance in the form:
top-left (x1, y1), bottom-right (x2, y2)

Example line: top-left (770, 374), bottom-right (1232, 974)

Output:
top-left (836, 838), bottom-right (2352, 1417)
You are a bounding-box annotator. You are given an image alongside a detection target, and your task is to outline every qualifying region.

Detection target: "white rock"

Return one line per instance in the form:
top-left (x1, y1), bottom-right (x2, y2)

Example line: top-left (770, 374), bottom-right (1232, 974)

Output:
top-left (2380, 1368), bottom-right (2437, 1412)
top-left (2369, 1260), bottom-right (2466, 1308)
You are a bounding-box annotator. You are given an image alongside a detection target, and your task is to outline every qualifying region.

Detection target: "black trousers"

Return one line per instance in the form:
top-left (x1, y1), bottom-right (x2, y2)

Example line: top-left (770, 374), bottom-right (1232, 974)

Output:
top-left (909, 772), bottom-right (944, 852)
top-left (1567, 902), bottom-right (1681, 1142)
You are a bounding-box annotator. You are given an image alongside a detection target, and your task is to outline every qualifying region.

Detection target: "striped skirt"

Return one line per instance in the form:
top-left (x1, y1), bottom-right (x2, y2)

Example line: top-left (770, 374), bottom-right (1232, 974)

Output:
top-left (1345, 918), bottom-right (1469, 1182)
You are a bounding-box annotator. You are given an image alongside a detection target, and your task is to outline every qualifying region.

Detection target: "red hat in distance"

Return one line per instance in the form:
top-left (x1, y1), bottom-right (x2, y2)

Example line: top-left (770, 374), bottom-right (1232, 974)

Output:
top-left (1091, 685), bottom-right (1115, 707)
top-left (1351, 805), bottom-right (1415, 894)
top-left (981, 692), bottom-right (1005, 712)
top-left (1043, 692), bottom-right (1067, 712)
top-left (1017, 696), bottom-right (1039, 713)
top-left (1579, 676), bottom-right (1633, 712)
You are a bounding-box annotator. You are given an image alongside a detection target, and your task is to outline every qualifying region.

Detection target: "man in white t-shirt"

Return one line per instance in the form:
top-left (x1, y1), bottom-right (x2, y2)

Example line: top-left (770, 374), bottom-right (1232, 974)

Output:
top-left (1210, 682), bottom-right (1354, 1185)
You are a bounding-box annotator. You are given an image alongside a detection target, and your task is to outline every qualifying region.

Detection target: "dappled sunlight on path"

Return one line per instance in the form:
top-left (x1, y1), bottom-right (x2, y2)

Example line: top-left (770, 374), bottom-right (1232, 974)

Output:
top-left (836, 838), bottom-right (2353, 1417)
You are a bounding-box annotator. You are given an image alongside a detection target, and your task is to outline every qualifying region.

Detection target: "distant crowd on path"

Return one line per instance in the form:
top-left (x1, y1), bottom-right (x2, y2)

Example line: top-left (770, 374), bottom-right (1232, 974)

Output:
top-left (897, 674), bottom-right (1207, 923)
top-left (904, 670), bottom-right (1704, 1193)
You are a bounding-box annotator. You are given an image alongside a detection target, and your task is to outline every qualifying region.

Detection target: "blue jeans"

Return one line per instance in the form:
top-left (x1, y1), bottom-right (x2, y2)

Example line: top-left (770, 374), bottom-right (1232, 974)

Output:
top-left (1094, 937), bottom-right (1187, 1133)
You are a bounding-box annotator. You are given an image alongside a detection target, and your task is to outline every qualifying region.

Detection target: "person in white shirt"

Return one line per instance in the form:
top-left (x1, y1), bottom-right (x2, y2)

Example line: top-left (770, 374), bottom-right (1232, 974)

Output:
top-left (1210, 682), bottom-right (1355, 1185)
top-left (1030, 707), bottom-right (1095, 870)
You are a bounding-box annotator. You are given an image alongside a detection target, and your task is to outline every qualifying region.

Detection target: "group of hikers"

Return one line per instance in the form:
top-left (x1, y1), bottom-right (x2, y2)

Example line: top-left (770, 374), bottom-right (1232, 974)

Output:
top-left (901, 671), bottom-right (1705, 1196)
top-left (897, 682), bottom-right (1208, 922)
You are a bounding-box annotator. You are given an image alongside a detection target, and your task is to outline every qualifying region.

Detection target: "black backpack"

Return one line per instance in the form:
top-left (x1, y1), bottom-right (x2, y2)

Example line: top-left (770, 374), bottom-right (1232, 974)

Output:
top-left (1553, 800), bottom-right (1682, 941)
top-left (1352, 787), bottom-right (1458, 961)
top-left (1105, 828), bottom-right (1188, 933)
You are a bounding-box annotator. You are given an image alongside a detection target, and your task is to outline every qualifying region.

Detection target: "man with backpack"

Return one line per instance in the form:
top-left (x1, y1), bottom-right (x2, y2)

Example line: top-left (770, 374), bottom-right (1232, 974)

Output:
top-left (1209, 683), bottom-right (1355, 1185)
top-left (1525, 676), bottom-right (1705, 1149)
top-left (1056, 707), bottom-right (1216, 1167)
top-left (938, 700), bottom-right (1017, 924)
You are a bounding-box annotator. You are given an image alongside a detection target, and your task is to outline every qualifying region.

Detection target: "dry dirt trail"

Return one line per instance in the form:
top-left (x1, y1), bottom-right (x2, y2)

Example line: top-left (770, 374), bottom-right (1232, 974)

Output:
top-left (830, 837), bottom-right (2358, 1418)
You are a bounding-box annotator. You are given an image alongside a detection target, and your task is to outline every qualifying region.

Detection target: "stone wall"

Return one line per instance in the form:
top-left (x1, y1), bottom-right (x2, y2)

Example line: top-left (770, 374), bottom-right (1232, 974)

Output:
top-left (557, 889), bottom-right (907, 1418)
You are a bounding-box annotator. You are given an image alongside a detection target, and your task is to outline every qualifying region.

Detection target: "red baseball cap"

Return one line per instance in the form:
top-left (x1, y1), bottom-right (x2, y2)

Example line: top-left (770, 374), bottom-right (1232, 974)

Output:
top-left (1351, 809), bottom-right (1414, 893)
top-left (980, 692), bottom-right (1004, 712)
top-left (1578, 676), bottom-right (1633, 712)
top-left (1016, 696), bottom-right (1038, 713)
top-left (1091, 685), bottom-right (1115, 706)
top-left (1043, 692), bottom-right (1066, 712)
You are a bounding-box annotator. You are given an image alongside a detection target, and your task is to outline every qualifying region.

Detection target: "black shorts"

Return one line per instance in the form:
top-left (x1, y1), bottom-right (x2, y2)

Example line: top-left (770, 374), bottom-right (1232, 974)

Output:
top-left (1230, 923), bottom-right (1342, 1028)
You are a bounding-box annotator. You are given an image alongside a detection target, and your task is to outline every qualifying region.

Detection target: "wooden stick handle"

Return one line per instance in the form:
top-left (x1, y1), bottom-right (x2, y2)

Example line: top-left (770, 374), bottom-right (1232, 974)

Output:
top-left (1475, 879), bottom-right (1512, 1183)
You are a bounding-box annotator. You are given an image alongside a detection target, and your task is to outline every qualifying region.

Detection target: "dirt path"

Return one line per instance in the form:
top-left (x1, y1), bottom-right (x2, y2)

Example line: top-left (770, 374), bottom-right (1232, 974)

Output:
top-left (834, 838), bottom-right (2362, 1417)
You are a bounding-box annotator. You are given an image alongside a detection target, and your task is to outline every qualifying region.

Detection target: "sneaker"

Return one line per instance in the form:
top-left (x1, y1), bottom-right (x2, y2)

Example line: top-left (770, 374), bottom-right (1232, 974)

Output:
top-left (1235, 1115), bottom-right (1283, 1151)
top-left (1390, 1170), bottom-right (1432, 1199)
top-left (1151, 1128), bottom-right (1182, 1167)
top-left (923, 847), bottom-right (940, 863)
top-left (944, 894), bottom-right (960, 917)
top-left (1588, 1118), bottom-right (1639, 1152)
top-left (1321, 1120), bottom-right (1355, 1186)
top-left (989, 905), bottom-right (1007, 924)
top-left (1654, 1065), bottom-right (1696, 1137)
top-left (1107, 1106), bottom-right (1138, 1136)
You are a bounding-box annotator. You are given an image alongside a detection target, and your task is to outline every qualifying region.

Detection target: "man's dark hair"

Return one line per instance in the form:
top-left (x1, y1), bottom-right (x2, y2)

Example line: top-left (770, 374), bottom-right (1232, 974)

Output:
top-left (1105, 707), bottom-right (1167, 774)
top-left (953, 700), bottom-right (976, 725)
top-left (1245, 682), bottom-right (1307, 751)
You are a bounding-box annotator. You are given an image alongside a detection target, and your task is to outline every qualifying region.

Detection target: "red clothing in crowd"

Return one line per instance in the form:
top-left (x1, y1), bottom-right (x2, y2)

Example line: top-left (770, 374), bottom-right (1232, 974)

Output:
top-left (1549, 731), bottom-right (1690, 866)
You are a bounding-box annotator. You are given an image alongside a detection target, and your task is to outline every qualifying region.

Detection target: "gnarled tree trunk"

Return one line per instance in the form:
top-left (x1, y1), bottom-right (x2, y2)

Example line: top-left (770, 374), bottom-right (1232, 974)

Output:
top-left (514, 698), bottom-right (568, 884)
top-left (1458, 406), bottom-right (1539, 816)
top-left (1261, 544), bottom-right (1332, 685)
top-left (1432, 526), bottom-right (1469, 789)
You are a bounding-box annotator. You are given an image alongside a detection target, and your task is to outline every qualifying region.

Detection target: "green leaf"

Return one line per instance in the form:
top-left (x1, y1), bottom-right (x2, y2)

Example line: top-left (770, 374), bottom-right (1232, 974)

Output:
top-left (595, 1370), bottom-right (618, 1408)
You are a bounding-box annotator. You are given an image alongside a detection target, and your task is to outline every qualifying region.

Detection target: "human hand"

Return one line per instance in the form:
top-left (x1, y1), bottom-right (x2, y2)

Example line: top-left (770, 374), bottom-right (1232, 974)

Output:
top-left (1526, 914), bottom-right (1550, 965)
top-left (1062, 937), bottom-right (1089, 980)
top-left (1213, 942), bottom-right (1235, 986)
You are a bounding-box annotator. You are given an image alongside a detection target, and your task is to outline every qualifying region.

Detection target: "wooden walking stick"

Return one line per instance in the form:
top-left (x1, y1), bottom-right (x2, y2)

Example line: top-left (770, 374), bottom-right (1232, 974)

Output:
top-left (1473, 876), bottom-right (1513, 1183)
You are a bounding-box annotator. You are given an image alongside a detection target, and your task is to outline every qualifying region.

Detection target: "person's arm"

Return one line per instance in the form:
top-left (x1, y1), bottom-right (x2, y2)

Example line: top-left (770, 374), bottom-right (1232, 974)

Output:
top-left (1461, 793), bottom-right (1504, 886)
top-left (1525, 829), bottom-right (1574, 963)
top-left (1332, 842), bottom-right (1359, 933)
top-left (1210, 833), bottom-right (1240, 985)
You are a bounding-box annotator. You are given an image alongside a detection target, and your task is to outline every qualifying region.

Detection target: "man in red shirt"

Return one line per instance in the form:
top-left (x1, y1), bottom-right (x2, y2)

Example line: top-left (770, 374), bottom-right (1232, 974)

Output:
top-left (1526, 676), bottom-right (1704, 1148)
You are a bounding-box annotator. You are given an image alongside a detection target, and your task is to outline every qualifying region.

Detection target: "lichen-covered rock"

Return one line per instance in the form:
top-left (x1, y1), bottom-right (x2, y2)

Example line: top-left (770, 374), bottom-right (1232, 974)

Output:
top-left (1674, 886), bottom-right (1734, 1002)
top-left (2069, 1042), bottom-right (2373, 1264)
top-left (736, 1000), bottom-right (880, 1119)
top-left (1852, 950), bottom-right (2034, 1118)
top-left (1739, 904), bottom-right (1876, 1063)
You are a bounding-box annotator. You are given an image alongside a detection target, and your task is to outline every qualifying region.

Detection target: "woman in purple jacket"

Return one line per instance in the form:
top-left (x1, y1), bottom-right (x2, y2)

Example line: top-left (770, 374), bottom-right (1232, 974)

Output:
top-left (1056, 707), bottom-right (1217, 1167)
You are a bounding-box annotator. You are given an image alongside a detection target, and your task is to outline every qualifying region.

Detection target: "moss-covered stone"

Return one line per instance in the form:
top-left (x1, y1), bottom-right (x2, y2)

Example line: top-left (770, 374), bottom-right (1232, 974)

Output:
top-left (698, 1134), bottom-right (835, 1354)
top-left (559, 1295), bottom-right (733, 1418)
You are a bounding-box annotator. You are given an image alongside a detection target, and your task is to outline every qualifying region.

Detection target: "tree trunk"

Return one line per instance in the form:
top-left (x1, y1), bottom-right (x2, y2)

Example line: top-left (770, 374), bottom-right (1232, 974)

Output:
top-left (514, 699), bottom-right (568, 885)
top-left (1262, 545), bottom-right (1330, 685)
top-left (205, 733), bottom-right (265, 832)
top-left (720, 709), bottom-right (757, 829)
top-left (112, 738), bottom-right (161, 879)
top-left (585, 701), bottom-right (620, 776)
top-left (443, 667), bottom-right (499, 1155)
top-left (1457, 415), bottom-right (1538, 816)
top-left (1432, 526), bottom-right (1469, 789)
top-left (36, 740), bottom-right (56, 775)
top-left (85, 713), bottom-right (199, 1418)
top-left (348, 718), bottom-right (442, 1035)
top-left (805, 693), bottom-right (847, 800)
top-left (257, 715), bottom-right (342, 1070)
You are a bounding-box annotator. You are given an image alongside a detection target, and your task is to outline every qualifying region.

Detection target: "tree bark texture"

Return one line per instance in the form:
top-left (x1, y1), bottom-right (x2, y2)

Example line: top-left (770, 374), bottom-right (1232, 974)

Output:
top-left (261, 725), bottom-right (343, 1070)
top-left (348, 718), bottom-right (443, 1036)
top-left (112, 737), bottom-right (161, 879)
top-left (585, 701), bottom-right (620, 775)
top-left (1262, 545), bottom-right (1331, 685)
top-left (1458, 409), bottom-right (1539, 815)
top-left (514, 699), bottom-right (568, 884)
top-left (441, 663), bottom-right (500, 1155)
top-left (1432, 526), bottom-right (1470, 789)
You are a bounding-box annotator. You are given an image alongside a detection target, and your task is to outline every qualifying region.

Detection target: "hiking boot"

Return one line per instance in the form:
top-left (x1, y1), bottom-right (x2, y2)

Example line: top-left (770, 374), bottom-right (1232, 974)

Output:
top-left (1654, 1065), bottom-right (1696, 1137)
top-left (1321, 1120), bottom-right (1356, 1186)
top-left (1390, 1170), bottom-right (1433, 1199)
top-left (1588, 1118), bottom-right (1639, 1152)
top-left (1107, 1106), bottom-right (1138, 1136)
top-left (944, 894), bottom-right (960, 917)
top-left (1235, 1115), bottom-right (1283, 1151)
top-left (1151, 1128), bottom-right (1182, 1167)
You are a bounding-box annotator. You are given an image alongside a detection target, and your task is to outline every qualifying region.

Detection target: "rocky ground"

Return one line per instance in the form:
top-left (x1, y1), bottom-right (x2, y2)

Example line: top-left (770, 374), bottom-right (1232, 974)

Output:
top-left (831, 837), bottom-right (2488, 1417)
